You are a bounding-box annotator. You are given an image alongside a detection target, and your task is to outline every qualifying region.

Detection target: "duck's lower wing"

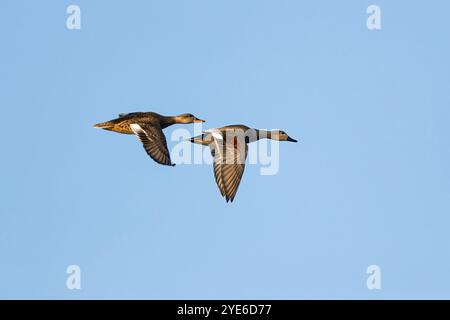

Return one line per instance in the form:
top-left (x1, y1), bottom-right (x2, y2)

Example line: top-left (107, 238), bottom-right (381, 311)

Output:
top-left (130, 123), bottom-right (174, 166)
top-left (210, 136), bottom-right (248, 203)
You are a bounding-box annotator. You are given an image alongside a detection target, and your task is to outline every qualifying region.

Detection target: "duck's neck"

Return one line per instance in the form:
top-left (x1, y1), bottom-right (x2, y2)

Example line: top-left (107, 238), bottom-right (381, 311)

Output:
top-left (160, 116), bottom-right (178, 128)
top-left (256, 129), bottom-right (272, 141)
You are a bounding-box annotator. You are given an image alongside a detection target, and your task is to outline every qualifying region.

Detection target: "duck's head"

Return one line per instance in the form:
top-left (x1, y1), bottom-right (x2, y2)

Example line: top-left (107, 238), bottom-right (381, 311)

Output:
top-left (270, 130), bottom-right (298, 143)
top-left (175, 113), bottom-right (205, 124)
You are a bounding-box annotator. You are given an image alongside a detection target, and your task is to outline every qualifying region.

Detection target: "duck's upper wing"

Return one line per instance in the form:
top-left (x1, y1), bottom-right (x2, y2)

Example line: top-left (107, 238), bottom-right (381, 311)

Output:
top-left (130, 122), bottom-right (174, 166)
top-left (118, 112), bottom-right (144, 118)
top-left (209, 132), bottom-right (248, 202)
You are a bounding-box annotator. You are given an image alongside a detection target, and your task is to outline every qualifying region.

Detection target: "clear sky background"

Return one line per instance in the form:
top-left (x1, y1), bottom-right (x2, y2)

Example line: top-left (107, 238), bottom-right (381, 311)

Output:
top-left (1, 1), bottom-right (449, 299)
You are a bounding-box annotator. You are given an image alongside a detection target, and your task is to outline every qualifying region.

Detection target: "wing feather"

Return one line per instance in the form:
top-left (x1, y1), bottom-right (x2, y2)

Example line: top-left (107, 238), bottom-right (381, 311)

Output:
top-left (130, 123), bottom-right (174, 166)
top-left (209, 131), bottom-right (247, 202)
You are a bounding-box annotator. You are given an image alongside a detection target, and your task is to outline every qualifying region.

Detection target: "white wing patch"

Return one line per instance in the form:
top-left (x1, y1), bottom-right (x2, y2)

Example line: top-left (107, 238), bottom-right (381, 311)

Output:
top-left (130, 123), bottom-right (144, 135)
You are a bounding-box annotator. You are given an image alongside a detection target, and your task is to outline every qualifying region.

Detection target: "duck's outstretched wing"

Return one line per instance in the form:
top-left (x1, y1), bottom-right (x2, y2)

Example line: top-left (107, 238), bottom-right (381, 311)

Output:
top-left (209, 133), bottom-right (248, 202)
top-left (130, 123), bottom-right (174, 166)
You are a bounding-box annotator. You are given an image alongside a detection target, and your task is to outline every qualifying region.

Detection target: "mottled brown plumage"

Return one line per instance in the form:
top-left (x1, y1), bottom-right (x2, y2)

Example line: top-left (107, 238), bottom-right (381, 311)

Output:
top-left (94, 112), bottom-right (204, 166)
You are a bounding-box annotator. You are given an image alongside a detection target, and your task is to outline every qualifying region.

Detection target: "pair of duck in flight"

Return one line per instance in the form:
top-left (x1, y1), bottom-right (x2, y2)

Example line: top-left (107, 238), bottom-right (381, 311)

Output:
top-left (94, 112), bottom-right (297, 202)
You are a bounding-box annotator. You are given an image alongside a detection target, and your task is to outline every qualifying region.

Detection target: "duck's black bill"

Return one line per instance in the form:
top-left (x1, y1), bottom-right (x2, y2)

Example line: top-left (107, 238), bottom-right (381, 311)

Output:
top-left (194, 118), bottom-right (205, 123)
top-left (287, 136), bottom-right (298, 143)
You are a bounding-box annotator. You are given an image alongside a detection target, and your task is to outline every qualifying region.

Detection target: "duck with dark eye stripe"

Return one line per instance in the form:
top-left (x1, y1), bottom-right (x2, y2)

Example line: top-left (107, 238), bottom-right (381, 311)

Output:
top-left (189, 124), bottom-right (297, 202)
top-left (93, 112), bottom-right (205, 166)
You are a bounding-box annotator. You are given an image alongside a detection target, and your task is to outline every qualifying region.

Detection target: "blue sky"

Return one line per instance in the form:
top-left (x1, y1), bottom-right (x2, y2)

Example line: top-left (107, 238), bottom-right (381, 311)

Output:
top-left (1, 1), bottom-right (450, 299)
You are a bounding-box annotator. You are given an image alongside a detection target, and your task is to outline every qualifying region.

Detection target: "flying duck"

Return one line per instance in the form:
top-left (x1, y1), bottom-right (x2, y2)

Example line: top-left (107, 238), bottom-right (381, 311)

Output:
top-left (189, 124), bottom-right (297, 202)
top-left (94, 112), bottom-right (205, 166)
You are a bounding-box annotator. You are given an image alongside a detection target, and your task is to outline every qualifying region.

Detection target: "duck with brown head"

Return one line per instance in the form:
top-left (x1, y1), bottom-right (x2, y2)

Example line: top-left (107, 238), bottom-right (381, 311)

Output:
top-left (93, 111), bottom-right (205, 166)
top-left (255, 129), bottom-right (298, 143)
top-left (174, 113), bottom-right (205, 124)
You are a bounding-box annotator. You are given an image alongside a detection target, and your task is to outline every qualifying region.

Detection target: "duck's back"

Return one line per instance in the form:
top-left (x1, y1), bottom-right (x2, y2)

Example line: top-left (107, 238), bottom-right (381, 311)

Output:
top-left (118, 112), bottom-right (161, 121)
top-left (220, 124), bottom-right (251, 132)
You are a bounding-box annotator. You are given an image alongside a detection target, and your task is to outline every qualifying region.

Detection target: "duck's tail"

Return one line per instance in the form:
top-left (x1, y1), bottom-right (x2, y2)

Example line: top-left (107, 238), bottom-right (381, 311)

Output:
top-left (188, 133), bottom-right (212, 146)
top-left (93, 121), bottom-right (115, 130)
top-left (188, 135), bottom-right (200, 143)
